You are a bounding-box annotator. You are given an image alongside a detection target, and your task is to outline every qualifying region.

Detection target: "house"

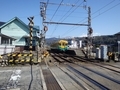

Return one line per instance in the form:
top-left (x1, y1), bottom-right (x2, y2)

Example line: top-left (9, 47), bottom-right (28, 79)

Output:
top-left (0, 17), bottom-right (40, 51)
top-left (67, 39), bottom-right (79, 49)
top-left (0, 21), bottom-right (16, 45)
top-left (0, 22), bottom-right (16, 54)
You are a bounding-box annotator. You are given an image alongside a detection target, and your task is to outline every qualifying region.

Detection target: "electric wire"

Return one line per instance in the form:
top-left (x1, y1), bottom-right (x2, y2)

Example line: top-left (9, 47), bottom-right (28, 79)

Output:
top-left (50, 0), bottom-right (85, 37)
top-left (92, 1), bottom-right (120, 20)
top-left (50, 0), bottom-right (76, 37)
top-left (49, 0), bottom-right (64, 22)
top-left (46, 0), bottom-right (49, 8)
top-left (92, 0), bottom-right (115, 15)
top-left (61, 0), bottom-right (118, 37)
top-left (60, 1), bottom-right (84, 22)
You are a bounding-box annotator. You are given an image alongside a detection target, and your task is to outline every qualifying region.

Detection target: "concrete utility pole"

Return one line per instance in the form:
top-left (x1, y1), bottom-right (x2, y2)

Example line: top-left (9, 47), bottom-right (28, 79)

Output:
top-left (40, 2), bottom-right (48, 59)
top-left (87, 7), bottom-right (93, 58)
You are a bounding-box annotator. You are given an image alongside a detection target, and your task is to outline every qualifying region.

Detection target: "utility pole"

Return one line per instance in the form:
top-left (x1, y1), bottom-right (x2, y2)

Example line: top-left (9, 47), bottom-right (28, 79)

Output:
top-left (87, 7), bottom-right (93, 59)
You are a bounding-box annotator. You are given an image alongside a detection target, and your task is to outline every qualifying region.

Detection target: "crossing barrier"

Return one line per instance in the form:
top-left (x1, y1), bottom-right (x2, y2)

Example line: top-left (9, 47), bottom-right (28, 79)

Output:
top-left (0, 52), bottom-right (38, 66)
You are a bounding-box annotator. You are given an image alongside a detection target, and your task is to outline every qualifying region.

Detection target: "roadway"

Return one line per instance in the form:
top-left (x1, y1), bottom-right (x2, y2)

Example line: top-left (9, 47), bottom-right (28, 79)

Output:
top-left (0, 55), bottom-right (120, 90)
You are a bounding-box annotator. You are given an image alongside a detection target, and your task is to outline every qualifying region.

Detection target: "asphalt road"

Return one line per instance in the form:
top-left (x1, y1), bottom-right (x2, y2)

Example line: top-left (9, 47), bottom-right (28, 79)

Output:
top-left (0, 65), bottom-right (43, 90)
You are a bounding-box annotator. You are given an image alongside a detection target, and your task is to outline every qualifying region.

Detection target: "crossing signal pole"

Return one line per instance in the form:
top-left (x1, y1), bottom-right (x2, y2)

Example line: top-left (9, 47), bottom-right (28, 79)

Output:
top-left (28, 16), bottom-right (34, 64)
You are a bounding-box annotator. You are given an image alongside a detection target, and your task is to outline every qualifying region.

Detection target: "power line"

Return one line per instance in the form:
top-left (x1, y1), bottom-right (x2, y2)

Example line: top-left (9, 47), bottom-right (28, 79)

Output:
top-left (60, 1), bottom-right (84, 22)
top-left (92, 0), bottom-right (115, 15)
top-left (46, 0), bottom-right (49, 8)
top-left (50, 0), bottom-right (80, 37)
top-left (50, 0), bottom-right (85, 37)
top-left (61, 0), bottom-right (119, 37)
top-left (45, 0), bottom-right (119, 38)
top-left (49, 0), bottom-right (64, 22)
top-left (92, 2), bottom-right (120, 20)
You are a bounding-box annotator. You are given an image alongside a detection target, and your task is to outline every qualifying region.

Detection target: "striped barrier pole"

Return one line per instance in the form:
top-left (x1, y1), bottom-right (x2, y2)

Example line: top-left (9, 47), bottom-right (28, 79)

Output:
top-left (28, 17), bottom-right (34, 64)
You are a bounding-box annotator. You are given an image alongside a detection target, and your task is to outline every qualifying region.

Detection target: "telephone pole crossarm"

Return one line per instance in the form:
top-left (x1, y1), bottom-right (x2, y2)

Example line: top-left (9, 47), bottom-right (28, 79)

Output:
top-left (43, 21), bottom-right (89, 26)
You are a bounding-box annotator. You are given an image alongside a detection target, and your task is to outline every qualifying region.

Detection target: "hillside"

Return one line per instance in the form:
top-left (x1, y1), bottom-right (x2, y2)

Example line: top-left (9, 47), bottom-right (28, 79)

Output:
top-left (46, 35), bottom-right (117, 46)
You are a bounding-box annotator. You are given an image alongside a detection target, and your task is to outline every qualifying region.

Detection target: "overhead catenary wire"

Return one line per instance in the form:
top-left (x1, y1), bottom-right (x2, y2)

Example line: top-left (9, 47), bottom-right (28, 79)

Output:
top-left (49, 0), bottom-right (64, 22)
top-left (46, 0), bottom-right (49, 8)
top-left (61, 0), bottom-right (119, 37)
top-left (92, 1), bottom-right (120, 20)
top-left (50, 0), bottom-right (78, 37)
top-left (50, 0), bottom-right (85, 37)
top-left (91, 0), bottom-right (115, 15)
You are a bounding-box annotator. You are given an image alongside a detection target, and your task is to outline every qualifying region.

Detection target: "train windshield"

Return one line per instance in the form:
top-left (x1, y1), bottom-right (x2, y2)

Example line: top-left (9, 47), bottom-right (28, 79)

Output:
top-left (68, 41), bottom-right (72, 45)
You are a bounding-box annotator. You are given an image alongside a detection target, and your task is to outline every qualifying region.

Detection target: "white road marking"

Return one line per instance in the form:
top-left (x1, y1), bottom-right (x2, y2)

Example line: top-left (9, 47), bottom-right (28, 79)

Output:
top-left (7, 69), bottom-right (22, 89)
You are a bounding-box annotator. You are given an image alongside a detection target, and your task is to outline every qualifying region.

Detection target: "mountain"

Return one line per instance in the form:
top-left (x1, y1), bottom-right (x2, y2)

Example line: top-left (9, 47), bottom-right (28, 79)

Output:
top-left (45, 35), bottom-right (117, 46)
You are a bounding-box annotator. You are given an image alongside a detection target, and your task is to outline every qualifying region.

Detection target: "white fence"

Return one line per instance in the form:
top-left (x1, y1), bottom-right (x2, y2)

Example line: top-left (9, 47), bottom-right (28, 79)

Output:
top-left (0, 45), bottom-right (15, 55)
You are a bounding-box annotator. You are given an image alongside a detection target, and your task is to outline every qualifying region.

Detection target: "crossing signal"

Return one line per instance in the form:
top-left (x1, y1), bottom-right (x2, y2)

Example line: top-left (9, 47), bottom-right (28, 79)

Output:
top-left (28, 16), bottom-right (34, 27)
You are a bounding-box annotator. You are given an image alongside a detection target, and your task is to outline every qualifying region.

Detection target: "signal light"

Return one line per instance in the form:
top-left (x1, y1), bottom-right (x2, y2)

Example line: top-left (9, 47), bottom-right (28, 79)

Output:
top-left (44, 26), bottom-right (48, 31)
top-left (88, 27), bottom-right (93, 34)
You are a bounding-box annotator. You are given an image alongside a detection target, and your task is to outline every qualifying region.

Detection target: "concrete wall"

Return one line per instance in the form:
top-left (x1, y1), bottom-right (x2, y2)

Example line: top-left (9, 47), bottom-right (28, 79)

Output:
top-left (0, 45), bottom-right (15, 55)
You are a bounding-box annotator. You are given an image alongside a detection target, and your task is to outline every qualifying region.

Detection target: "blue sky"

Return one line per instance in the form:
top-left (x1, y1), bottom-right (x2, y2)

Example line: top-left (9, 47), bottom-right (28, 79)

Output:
top-left (0, 0), bottom-right (120, 38)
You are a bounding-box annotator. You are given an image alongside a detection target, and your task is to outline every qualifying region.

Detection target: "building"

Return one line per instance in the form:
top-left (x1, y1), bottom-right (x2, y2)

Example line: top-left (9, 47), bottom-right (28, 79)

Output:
top-left (115, 32), bottom-right (120, 54)
top-left (0, 17), bottom-right (40, 51)
top-left (115, 32), bottom-right (120, 41)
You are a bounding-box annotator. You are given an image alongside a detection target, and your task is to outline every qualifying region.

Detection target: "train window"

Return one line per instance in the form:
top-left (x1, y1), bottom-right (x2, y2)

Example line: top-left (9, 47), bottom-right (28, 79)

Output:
top-left (63, 43), bottom-right (65, 46)
top-left (59, 43), bottom-right (61, 46)
top-left (68, 41), bottom-right (72, 45)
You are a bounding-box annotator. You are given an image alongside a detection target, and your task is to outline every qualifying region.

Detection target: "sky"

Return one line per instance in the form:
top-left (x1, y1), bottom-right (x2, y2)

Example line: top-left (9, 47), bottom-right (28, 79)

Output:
top-left (0, 0), bottom-right (120, 38)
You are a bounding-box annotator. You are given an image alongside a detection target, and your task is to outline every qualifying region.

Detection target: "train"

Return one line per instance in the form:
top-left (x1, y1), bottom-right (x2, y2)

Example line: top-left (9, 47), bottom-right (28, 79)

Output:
top-left (50, 39), bottom-right (69, 52)
top-left (58, 40), bottom-right (69, 51)
top-left (50, 39), bottom-right (79, 55)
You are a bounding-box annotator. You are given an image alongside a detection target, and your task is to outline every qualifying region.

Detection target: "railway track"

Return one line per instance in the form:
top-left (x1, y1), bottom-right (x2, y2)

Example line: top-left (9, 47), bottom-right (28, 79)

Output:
top-left (53, 53), bottom-right (120, 74)
top-left (72, 55), bottom-right (120, 74)
top-left (49, 53), bottom-right (120, 90)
